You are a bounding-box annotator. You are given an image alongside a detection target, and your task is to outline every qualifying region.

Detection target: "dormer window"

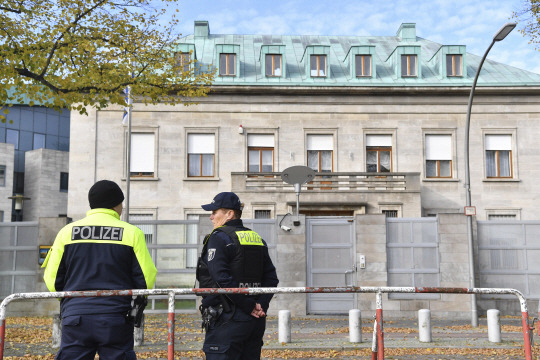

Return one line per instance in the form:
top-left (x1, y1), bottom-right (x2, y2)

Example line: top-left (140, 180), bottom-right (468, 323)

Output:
top-left (265, 54), bottom-right (282, 77)
top-left (355, 55), bottom-right (372, 77)
top-left (219, 53), bottom-right (236, 76)
top-left (446, 54), bottom-right (463, 77)
top-left (176, 52), bottom-right (191, 73)
top-left (401, 55), bottom-right (417, 77)
top-left (310, 55), bottom-right (326, 77)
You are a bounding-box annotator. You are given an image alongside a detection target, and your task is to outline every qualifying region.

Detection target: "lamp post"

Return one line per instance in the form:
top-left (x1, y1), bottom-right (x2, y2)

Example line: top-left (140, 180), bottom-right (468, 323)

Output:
top-left (464, 22), bottom-right (516, 327)
top-left (8, 194), bottom-right (30, 221)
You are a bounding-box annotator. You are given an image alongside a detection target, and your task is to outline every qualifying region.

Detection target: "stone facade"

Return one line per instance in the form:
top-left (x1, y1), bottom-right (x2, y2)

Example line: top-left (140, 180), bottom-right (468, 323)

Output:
top-left (63, 21), bottom-right (540, 317)
top-left (24, 149), bottom-right (69, 221)
top-left (68, 91), bottom-right (540, 222)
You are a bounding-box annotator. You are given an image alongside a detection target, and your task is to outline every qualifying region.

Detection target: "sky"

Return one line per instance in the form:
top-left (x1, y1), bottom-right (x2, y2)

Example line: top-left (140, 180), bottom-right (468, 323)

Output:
top-left (168, 0), bottom-right (540, 74)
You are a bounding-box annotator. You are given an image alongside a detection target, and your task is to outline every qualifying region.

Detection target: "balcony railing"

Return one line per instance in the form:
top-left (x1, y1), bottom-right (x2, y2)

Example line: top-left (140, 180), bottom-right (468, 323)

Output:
top-left (231, 172), bottom-right (420, 192)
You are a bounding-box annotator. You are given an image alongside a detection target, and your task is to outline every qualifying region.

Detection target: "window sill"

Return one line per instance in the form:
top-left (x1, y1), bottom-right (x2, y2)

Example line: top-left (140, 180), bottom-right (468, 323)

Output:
top-left (422, 178), bottom-right (460, 182)
top-left (121, 177), bottom-right (160, 181)
top-left (183, 177), bottom-right (220, 181)
top-left (483, 178), bottom-right (521, 182)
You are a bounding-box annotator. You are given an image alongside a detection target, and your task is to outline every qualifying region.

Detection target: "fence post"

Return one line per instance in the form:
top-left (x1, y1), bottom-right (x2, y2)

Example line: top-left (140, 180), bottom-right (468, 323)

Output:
top-left (537, 300), bottom-right (540, 337)
top-left (375, 291), bottom-right (384, 360)
top-left (487, 309), bottom-right (501, 343)
top-left (167, 291), bottom-right (175, 360)
top-left (349, 309), bottom-right (362, 343)
top-left (52, 313), bottom-right (61, 348)
top-left (418, 309), bottom-right (432, 342)
top-left (278, 310), bottom-right (291, 343)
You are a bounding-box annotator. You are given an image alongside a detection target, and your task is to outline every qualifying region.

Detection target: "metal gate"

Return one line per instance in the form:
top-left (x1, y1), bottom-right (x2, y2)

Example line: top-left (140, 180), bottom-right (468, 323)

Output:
top-left (0, 222), bottom-right (39, 298)
top-left (477, 220), bottom-right (540, 299)
top-left (306, 217), bottom-right (355, 313)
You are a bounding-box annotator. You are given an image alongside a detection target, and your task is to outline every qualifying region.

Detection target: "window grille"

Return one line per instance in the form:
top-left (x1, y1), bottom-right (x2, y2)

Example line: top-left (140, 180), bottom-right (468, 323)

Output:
top-left (130, 214), bottom-right (154, 244)
top-left (254, 210), bottom-right (271, 219)
top-left (383, 210), bottom-right (398, 218)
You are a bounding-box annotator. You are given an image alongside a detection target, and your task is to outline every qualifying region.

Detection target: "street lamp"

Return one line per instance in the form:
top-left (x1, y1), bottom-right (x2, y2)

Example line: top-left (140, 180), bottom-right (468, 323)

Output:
top-left (464, 22), bottom-right (516, 327)
top-left (8, 194), bottom-right (31, 221)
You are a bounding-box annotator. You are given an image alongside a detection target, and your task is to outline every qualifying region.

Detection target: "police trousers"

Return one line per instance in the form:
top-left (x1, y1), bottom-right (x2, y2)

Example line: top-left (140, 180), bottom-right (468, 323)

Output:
top-left (56, 314), bottom-right (136, 360)
top-left (203, 309), bottom-right (266, 360)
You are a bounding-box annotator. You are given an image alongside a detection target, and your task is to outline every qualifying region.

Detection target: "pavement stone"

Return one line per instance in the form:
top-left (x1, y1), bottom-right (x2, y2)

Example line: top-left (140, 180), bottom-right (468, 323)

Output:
top-left (1, 313), bottom-right (536, 359)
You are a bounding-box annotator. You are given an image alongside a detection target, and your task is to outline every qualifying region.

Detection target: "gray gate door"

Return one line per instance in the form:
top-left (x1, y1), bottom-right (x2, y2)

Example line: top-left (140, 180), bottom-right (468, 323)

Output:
top-left (307, 217), bottom-right (355, 314)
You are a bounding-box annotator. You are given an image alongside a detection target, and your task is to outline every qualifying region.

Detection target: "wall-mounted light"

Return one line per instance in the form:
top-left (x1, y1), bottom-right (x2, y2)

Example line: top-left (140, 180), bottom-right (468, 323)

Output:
top-left (290, 152), bottom-right (294, 160)
top-left (349, 152), bottom-right (354, 160)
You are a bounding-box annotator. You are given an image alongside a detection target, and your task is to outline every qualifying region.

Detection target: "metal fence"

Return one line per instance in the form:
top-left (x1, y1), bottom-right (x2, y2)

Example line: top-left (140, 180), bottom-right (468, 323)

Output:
top-left (0, 222), bottom-right (38, 298)
top-left (386, 218), bottom-right (439, 299)
top-left (478, 220), bottom-right (540, 299)
top-left (0, 286), bottom-right (534, 360)
top-left (118, 219), bottom-right (277, 313)
top-left (0, 219), bottom-right (277, 312)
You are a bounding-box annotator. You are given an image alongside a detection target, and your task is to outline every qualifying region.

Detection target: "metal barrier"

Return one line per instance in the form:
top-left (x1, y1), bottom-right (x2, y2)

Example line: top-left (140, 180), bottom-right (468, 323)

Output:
top-left (0, 286), bottom-right (534, 360)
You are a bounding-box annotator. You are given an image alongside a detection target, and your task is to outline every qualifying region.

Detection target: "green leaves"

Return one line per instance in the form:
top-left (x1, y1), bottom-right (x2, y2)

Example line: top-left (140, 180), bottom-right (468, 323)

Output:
top-left (513, 0), bottom-right (540, 51)
top-left (0, 0), bottom-right (214, 113)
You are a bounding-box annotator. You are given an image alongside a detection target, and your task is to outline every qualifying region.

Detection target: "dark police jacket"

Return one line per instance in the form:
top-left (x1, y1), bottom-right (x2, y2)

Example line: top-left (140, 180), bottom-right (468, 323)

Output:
top-left (197, 219), bottom-right (279, 315)
top-left (42, 208), bottom-right (157, 318)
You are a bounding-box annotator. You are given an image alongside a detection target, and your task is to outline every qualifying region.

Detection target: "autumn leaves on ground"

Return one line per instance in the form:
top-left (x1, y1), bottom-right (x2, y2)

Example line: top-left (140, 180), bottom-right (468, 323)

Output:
top-left (2, 315), bottom-right (538, 359)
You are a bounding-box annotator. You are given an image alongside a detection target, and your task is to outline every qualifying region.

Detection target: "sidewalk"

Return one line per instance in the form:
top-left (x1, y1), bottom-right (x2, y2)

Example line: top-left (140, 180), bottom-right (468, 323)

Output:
top-left (2, 313), bottom-right (536, 359)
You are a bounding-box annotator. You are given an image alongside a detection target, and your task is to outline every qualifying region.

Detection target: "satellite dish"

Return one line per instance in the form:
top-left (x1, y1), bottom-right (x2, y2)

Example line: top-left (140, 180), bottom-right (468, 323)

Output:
top-left (281, 166), bottom-right (316, 185)
top-left (281, 166), bottom-right (316, 226)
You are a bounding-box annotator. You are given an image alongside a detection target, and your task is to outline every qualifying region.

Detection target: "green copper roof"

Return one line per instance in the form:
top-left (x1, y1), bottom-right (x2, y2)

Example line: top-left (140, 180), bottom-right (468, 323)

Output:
top-left (175, 21), bottom-right (540, 87)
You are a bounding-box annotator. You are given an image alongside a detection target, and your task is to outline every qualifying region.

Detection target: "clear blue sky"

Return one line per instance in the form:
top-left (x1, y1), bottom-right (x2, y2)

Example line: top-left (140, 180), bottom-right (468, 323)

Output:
top-left (170, 0), bottom-right (540, 74)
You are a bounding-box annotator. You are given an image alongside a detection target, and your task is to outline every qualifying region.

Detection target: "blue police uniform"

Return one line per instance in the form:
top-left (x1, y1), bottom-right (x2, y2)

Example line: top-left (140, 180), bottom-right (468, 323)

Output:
top-left (198, 217), bottom-right (279, 359)
top-left (42, 181), bottom-right (157, 360)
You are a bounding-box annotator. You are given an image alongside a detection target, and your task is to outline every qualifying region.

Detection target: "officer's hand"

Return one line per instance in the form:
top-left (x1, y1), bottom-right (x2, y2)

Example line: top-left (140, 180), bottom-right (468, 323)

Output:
top-left (251, 303), bottom-right (266, 318)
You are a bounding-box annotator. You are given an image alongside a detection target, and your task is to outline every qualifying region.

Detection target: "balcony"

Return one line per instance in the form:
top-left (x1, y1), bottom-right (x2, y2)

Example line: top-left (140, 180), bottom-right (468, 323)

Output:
top-left (231, 172), bottom-right (420, 192)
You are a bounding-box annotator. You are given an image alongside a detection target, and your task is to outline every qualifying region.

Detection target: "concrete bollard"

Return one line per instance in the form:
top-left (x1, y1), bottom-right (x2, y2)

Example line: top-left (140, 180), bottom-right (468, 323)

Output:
top-left (52, 313), bottom-right (62, 348)
top-left (134, 314), bottom-right (145, 346)
top-left (278, 310), bottom-right (291, 343)
top-left (487, 309), bottom-right (501, 343)
top-left (418, 309), bottom-right (432, 342)
top-left (349, 309), bottom-right (362, 343)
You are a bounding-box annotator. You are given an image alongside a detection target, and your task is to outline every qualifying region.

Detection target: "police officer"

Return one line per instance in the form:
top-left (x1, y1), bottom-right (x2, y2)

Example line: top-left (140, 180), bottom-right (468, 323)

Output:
top-left (42, 180), bottom-right (157, 360)
top-left (197, 192), bottom-right (279, 359)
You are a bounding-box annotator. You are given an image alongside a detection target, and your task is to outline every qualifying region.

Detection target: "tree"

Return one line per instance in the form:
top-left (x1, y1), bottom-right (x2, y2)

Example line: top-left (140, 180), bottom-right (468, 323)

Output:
top-left (514, 0), bottom-right (540, 50)
top-left (0, 0), bottom-right (214, 122)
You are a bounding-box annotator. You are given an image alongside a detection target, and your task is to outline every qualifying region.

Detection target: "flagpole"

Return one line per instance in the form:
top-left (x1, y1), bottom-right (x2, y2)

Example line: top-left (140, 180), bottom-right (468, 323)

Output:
top-left (125, 86), bottom-right (132, 223)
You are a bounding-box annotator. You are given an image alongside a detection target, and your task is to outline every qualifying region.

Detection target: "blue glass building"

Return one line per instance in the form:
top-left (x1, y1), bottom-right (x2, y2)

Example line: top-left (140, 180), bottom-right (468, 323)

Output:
top-left (0, 106), bottom-right (70, 220)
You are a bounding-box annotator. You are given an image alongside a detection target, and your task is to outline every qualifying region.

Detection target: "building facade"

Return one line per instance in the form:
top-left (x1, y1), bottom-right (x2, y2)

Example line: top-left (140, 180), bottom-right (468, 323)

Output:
top-left (66, 22), bottom-right (540, 316)
top-left (0, 106), bottom-right (70, 221)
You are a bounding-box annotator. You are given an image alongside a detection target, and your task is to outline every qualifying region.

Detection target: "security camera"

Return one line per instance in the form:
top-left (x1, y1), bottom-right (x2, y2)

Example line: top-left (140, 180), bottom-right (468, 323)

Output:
top-left (280, 225), bottom-right (291, 232)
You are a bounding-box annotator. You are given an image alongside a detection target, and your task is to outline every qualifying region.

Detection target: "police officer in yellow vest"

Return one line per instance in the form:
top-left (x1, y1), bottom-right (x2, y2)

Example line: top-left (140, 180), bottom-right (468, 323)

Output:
top-left (197, 192), bottom-right (279, 359)
top-left (42, 180), bottom-right (157, 360)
